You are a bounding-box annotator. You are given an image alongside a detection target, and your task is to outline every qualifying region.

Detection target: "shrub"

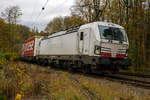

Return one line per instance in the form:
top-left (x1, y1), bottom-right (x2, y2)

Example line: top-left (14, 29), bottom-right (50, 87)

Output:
top-left (4, 52), bottom-right (18, 61)
top-left (0, 54), bottom-right (7, 66)
top-left (0, 79), bottom-right (17, 99)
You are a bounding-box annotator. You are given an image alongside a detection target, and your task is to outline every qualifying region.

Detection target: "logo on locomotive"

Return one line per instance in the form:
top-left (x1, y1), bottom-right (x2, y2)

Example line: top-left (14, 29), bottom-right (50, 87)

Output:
top-left (24, 40), bottom-right (34, 51)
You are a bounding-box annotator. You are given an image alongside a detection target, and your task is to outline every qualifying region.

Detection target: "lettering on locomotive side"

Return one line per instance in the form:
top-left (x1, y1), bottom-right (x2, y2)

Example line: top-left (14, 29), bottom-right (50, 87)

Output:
top-left (24, 40), bottom-right (34, 51)
top-left (24, 38), bottom-right (35, 56)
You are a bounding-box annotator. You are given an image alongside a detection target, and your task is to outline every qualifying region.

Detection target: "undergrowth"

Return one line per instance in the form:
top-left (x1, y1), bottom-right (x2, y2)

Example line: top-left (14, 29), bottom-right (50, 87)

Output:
top-left (0, 61), bottom-right (149, 100)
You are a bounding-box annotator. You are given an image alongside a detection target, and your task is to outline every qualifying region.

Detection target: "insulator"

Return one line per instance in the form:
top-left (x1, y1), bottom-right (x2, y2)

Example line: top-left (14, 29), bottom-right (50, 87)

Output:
top-left (42, 7), bottom-right (45, 10)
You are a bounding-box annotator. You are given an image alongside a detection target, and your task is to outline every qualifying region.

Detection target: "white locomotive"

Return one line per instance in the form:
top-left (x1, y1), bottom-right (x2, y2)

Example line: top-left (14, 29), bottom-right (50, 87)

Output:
top-left (20, 21), bottom-right (131, 73)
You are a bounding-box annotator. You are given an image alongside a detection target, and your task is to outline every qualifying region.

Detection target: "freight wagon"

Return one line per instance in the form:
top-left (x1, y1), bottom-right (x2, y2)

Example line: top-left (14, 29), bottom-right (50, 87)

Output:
top-left (20, 36), bottom-right (42, 61)
top-left (20, 22), bottom-right (131, 73)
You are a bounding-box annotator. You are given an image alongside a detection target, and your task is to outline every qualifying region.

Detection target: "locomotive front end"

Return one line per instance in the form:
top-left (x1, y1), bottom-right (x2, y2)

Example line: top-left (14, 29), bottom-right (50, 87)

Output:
top-left (94, 22), bottom-right (131, 71)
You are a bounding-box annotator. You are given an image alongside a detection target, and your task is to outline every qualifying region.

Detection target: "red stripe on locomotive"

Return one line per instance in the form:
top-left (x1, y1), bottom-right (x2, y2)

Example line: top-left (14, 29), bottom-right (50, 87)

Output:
top-left (101, 52), bottom-right (112, 57)
top-left (116, 54), bottom-right (126, 58)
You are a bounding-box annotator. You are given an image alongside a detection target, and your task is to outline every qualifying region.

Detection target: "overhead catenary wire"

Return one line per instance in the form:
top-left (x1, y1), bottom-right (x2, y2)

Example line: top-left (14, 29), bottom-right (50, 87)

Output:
top-left (31, 0), bottom-right (50, 29)
top-left (42, 0), bottom-right (49, 10)
top-left (32, 0), bottom-right (128, 29)
top-left (32, 0), bottom-right (76, 32)
top-left (36, 0), bottom-right (69, 31)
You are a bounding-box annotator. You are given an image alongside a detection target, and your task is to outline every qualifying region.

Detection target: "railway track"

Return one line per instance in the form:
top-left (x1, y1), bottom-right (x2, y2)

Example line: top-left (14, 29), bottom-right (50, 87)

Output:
top-left (48, 67), bottom-right (150, 90)
top-left (68, 69), bottom-right (150, 90)
top-left (118, 72), bottom-right (150, 78)
top-left (101, 73), bottom-right (150, 90)
top-left (23, 61), bottom-right (150, 90)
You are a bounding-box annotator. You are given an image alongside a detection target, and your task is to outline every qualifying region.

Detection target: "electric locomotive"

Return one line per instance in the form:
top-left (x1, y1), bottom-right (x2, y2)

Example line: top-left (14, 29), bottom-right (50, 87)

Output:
top-left (20, 21), bottom-right (131, 73)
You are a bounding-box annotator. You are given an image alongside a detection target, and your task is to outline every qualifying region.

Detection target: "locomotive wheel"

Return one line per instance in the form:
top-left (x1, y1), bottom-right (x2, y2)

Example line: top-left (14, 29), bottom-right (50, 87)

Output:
top-left (68, 67), bottom-right (73, 72)
top-left (68, 65), bottom-right (74, 72)
top-left (37, 59), bottom-right (42, 65)
top-left (50, 62), bottom-right (57, 68)
top-left (112, 64), bottom-right (119, 73)
top-left (82, 64), bottom-right (91, 74)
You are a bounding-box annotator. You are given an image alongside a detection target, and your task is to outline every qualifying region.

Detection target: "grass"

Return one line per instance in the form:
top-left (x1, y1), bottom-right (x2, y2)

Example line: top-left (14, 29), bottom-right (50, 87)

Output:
top-left (77, 76), bottom-right (150, 100)
top-left (0, 61), bottom-right (150, 100)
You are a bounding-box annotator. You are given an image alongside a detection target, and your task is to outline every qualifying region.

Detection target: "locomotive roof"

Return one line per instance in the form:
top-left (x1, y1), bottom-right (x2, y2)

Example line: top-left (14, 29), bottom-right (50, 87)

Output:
top-left (44, 21), bottom-right (124, 39)
top-left (79, 21), bottom-right (124, 29)
top-left (25, 35), bottom-right (43, 42)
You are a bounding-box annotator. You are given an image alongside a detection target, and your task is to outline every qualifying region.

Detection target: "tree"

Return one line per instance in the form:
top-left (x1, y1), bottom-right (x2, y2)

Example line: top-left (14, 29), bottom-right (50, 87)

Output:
top-left (45, 15), bottom-right (85, 34)
top-left (17, 25), bottom-right (34, 42)
top-left (63, 15), bottom-right (85, 29)
top-left (0, 18), bottom-right (10, 52)
top-left (1, 6), bottom-right (22, 52)
top-left (1, 6), bottom-right (22, 24)
top-left (45, 17), bottom-right (64, 33)
top-left (72, 0), bottom-right (108, 22)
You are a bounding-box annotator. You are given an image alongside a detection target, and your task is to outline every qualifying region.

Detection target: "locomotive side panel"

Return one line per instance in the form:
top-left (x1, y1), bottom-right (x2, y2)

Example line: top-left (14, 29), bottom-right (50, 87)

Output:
top-left (39, 32), bottom-right (79, 56)
top-left (23, 37), bottom-right (41, 57)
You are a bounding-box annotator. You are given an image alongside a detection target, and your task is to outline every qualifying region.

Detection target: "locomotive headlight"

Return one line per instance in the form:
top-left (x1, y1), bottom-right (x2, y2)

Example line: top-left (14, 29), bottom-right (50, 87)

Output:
top-left (94, 45), bottom-right (101, 55)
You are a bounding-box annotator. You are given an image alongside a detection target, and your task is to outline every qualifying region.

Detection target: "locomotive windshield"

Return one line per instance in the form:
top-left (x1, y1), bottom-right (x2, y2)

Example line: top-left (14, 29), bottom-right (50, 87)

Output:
top-left (98, 25), bottom-right (127, 42)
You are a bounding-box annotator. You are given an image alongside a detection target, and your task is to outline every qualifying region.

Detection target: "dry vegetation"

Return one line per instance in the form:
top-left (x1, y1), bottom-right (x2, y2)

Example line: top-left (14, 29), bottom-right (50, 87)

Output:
top-left (0, 61), bottom-right (150, 100)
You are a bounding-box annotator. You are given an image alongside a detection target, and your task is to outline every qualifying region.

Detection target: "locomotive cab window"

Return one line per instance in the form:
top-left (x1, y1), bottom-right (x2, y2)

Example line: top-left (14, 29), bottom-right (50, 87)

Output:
top-left (80, 32), bottom-right (84, 40)
top-left (98, 25), bottom-right (127, 42)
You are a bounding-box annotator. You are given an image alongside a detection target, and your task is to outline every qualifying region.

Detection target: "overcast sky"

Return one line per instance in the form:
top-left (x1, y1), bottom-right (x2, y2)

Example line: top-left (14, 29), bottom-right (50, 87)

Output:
top-left (0, 0), bottom-right (75, 31)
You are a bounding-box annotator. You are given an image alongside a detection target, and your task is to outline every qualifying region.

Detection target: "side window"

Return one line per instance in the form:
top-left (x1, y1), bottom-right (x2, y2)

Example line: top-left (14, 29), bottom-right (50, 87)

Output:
top-left (80, 32), bottom-right (84, 40)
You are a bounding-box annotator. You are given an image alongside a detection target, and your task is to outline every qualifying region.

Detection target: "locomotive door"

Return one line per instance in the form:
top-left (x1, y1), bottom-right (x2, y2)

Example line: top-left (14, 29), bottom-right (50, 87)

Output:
top-left (78, 28), bottom-right (90, 55)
